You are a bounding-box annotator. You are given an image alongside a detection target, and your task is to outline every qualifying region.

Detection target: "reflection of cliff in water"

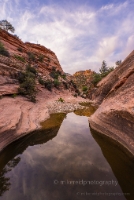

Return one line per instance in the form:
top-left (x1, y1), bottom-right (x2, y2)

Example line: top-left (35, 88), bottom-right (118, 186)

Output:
top-left (90, 128), bottom-right (134, 200)
top-left (0, 113), bottom-right (66, 197)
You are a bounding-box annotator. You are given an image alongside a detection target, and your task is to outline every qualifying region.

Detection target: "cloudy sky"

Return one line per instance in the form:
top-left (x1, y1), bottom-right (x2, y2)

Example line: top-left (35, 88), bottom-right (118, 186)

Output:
top-left (0, 0), bottom-right (134, 74)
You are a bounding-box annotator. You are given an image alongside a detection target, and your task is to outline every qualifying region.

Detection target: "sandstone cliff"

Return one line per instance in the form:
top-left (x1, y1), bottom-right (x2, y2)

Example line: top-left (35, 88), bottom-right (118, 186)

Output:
top-left (89, 50), bottom-right (134, 155)
top-left (0, 29), bottom-right (63, 96)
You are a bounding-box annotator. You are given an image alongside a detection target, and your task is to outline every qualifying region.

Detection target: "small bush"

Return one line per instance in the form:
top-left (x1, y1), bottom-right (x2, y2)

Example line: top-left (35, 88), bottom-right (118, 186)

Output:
top-left (18, 65), bottom-right (36, 102)
top-left (50, 71), bottom-right (59, 79)
top-left (18, 76), bottom-right (36, 102)
top-left (61, 74), bottom-right (66, 79)
top-left (82, 86), bottom-right (88, 92)
top-left (58, 97), bottom-right (64, 103)
top-left (0, 41), bottom-right (10, 57)
top-left (12, 94), bottom-right (17, 98)
top-left (49, 68), bottom-right (62, 79)
top-left (92, 73), bottom-right (102, 86)
top-left (27, 52), bottom-right (36, 61)
top-left (38, 54), bottom-right (44, 62)
top-left (57, 70), bottom-right (62, 76)
top-left (26, 65), bottom-right (37, 75)
top-left (14, 55), bottom-right (25, 62)
top-left (53, 79), bottom-right (60, 88)
top-left (18, 71), bottom-right (35, 84)
top-left (44, 80), bottom-right (52, 91)
top-left (38, 77), bottom-right (45, 85)
top-left (69, 80), bottom-right (76, 87)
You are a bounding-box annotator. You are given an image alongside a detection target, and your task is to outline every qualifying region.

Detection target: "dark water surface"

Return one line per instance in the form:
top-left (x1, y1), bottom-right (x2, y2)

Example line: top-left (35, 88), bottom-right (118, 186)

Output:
top-left (0, 108), bottom-right (134, 200)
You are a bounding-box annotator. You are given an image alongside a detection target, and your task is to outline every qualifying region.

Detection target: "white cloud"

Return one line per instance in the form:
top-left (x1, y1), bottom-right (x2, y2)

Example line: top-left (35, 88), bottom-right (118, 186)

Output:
top-left (0, 0), bottom-right (134, 74)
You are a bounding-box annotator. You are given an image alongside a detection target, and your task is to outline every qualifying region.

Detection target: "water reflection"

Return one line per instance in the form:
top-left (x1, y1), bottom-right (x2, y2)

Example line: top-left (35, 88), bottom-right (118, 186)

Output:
top-left (0, 110), bottom-right (133, 200)
top-left (0, 113), bottom-right (66, 199)
top-left (90, 128), bottom-right (134, 200)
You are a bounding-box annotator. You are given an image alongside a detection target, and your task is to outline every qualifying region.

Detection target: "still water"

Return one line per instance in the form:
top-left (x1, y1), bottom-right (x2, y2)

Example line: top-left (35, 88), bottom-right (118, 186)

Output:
top-left (0, 107), bottom-right (134, 200)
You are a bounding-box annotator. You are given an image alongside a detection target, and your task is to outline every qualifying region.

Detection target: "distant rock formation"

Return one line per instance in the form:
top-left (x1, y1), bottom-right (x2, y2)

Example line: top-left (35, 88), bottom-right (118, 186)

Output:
top-left (72, 69), bottom-right (95, 97)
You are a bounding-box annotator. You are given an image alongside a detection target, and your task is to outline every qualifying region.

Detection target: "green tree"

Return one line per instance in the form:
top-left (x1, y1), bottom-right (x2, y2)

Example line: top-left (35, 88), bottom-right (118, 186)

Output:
top-left (92, 73), bottom-right (102, 86)
top-left (115, 60), bottom-right (122, 66)
top-left (99, 60), bottom-right (108, 74)
top-left (0, 20), bottom-right (15, 33)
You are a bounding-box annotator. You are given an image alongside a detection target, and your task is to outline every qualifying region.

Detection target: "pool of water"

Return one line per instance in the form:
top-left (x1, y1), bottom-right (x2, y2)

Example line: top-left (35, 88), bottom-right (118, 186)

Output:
top-left (0, 108), bottom-right (134, 200)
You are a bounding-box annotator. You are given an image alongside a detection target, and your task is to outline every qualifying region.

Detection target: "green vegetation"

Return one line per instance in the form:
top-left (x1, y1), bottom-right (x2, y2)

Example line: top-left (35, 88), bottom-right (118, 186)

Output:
top-left (116, 60), bottom-right (122, 67)
top-left (53, 79), bottom-right (60, 88)
top-left (14, 55), bottom-right (25, 62)
top-left (26, 65), bottom-right (37, 75)
top-left (18, 65), bottom-right (37, 102)
top-left (0, 41), bottom-right (10, 57)
top-left (27, 52), bottom-right (36, 62)
top-left (38, 76), bottom-right (61, 91)
top-left (12, 94), bottom-right (17, 98)
top-left (0, 20), bottom-right (15, 33)
top-left (38, 77), bottom-right (45, 85)
top-left (38, 77), bottom-right (53, 91)
top-left (61, 73), bottom-right (66, 79)
top-left (38, 54), bottom-right (44, 62)
top-left (92, 73), bottom-right (102, 86)
top-left (69, 80), bottom-right (77, 89)
top-left (50, 67), bottom-right (60, 79)
top-left (82, 86), bottom-right (88, 92)
top-left (92, 60), bottom-right (114, 86)
top-left (58, 97), bottom-right (64, 103)
top-left (99, 60), bottom-right (108, 74)
top-left (44, 80), bottom-right (53, 91)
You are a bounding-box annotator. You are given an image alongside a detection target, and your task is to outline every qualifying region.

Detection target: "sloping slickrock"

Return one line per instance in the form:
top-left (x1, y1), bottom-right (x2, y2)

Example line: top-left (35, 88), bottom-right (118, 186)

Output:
top-left (0, 75), bottom-right (18, 96)
top-left (0, 96), bottom-right (49, 151)
top-left (89, 50), bottom-right (134, 155)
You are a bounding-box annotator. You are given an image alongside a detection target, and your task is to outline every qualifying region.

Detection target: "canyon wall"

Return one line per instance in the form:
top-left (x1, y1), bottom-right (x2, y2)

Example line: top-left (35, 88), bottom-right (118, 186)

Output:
top-left (89, 50), bottom-right (134, 155)
top-left (0, 29), bottom-right (81, 151)
top-left (0, 29), bottom-right (63, 96)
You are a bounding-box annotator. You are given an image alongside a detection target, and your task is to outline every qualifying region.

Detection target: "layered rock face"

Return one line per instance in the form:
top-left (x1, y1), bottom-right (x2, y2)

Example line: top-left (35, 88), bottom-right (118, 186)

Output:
top-left (0, 29), bottom-right (62, 96)
top-left (89, 50), bottom-right (134, 155)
